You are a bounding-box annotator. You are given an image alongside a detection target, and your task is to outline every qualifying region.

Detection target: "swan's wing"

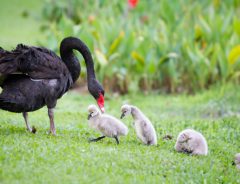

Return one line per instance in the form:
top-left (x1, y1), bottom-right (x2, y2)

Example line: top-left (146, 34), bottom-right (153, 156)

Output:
top-left (0, 44), bottom-right (69, 79)
top-left (97, 122), bottom-right (113, 136)
top-left (97, 117), bottom-right (118, 137)
top-left (140, 120), bottom-right (153, 139)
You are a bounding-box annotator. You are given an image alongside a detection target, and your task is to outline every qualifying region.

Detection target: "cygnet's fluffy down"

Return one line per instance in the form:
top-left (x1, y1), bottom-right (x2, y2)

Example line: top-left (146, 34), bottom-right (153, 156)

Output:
top-left (175, 129), bottom-right (208, 155)
top-left (87, 105), bottom-right (128, 144)
top-left (121, 104), bottom-right (157, 145)
top-left (233, 153), bottom-right (240, 170)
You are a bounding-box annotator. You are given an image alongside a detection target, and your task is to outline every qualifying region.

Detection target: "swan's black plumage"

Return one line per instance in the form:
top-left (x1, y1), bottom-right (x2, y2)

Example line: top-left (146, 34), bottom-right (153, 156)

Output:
top-left (0, 44), bottom-right (72, 112)
top-left (0, 37), bottom-right (104, 134)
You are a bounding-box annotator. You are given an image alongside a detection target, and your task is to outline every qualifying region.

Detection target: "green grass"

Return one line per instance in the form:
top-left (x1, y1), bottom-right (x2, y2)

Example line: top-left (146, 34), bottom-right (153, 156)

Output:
top-left (0, 84), bottom-right (240, 183)
top-left (0, 0), bottom-right (44, 49)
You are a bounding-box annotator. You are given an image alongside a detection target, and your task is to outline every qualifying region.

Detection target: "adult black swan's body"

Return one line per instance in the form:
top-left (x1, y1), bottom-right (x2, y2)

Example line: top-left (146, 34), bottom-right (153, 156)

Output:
top-left (0, 37), bottom-right (105, 135)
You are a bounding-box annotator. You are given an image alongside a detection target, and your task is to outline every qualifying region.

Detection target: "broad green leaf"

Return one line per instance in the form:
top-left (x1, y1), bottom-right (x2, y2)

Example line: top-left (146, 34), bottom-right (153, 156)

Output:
top-left (213, 0), bottom-right (220, 8)
top-left (91, 30), bottom-right (100, 42)
top-left (95, 49), bottom-right (108, 66)
top-left (228, 45), bottom-right (240, 65)
top-left (233, 18), bottom-right (240, 36)
top-left (158, 52), bottom-right (178, 66)
top-left (198, 15), bottom-right (211, 34)
top-left (131, 51), bottom-right (145, 65)
top-left (148, 62), bottom-right (156, 74)
top-left (109, 53), bottom-right (120, 61)
top-left (109, 31), bottom-right (125, 55)
top-left (194, 24), bottom-right (203, 39)
top-left (58, 15), bottom-right (74, 36)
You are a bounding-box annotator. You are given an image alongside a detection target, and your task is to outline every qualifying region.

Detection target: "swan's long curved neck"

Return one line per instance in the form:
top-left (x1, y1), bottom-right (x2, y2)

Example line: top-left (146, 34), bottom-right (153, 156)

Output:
top-left (130, 106), bottom-right (143, 120)
top-left (60, 37), bottom-right (96, 83)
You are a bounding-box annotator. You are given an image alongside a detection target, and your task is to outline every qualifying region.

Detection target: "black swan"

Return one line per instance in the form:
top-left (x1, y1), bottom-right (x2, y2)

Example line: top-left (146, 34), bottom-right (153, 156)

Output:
top-left (0, 37), bottom-right (105, 135)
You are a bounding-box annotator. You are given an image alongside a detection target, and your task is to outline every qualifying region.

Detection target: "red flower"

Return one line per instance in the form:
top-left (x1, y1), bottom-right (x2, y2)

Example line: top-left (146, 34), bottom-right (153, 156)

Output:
top-left (128, 0), bottom-right (139, 8)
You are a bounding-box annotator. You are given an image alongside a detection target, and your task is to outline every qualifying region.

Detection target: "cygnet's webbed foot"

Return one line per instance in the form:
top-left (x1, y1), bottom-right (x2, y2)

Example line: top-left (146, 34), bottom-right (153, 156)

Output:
top-left (88, 136), bottom-right (106, 142)
top-left (114, 136), bottom-right (119, 145)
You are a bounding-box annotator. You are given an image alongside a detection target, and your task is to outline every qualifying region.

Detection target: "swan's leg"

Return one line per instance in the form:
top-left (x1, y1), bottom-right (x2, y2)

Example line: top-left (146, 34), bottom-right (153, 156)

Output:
top-left (23, 112), bottom-right (32, 132)
top-left (89, 136), bottom-right (105, 142)
top-left (48, 108), bottom-right (56, 135)
top-left (114, 136), bottom-right (119, 144)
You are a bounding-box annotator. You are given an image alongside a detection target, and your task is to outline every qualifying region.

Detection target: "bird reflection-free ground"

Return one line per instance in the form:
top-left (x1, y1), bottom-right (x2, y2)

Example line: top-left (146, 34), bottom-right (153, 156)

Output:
top-left (0, 84), bottom-right (239, 183)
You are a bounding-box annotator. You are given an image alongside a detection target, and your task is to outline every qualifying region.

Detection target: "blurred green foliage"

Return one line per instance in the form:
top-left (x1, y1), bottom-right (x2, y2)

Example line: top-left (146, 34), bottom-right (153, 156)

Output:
top-left (40, 0), bottom-right (240, 94)
top-left (0, 0), bottom-right (44, 48)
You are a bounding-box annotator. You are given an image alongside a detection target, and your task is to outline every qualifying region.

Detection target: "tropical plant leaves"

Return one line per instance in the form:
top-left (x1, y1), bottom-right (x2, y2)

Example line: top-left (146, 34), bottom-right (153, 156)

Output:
top-left (95, 49), bottom-right (108, 66)
top-left (228, 45), bottom-right (240, 65)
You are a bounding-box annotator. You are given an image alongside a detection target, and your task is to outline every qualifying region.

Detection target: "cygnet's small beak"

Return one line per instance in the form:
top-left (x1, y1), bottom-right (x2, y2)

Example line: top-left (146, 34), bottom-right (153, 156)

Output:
top-left (87, 114), bottom-right (91, 120)
top-left (120, 113), bottom-right (125, 119)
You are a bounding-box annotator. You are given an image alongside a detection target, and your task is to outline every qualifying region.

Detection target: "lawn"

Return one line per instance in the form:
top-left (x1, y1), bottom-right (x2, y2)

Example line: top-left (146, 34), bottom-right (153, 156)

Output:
top-left (0, 84), bottom-right (239, 183)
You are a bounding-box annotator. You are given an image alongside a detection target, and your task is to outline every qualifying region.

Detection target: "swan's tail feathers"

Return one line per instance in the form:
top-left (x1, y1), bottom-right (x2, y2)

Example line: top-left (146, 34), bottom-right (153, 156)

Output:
top-left (0, 49), bottom-right (18, 74)
top-left (0, 47), bottom-right (6, 58)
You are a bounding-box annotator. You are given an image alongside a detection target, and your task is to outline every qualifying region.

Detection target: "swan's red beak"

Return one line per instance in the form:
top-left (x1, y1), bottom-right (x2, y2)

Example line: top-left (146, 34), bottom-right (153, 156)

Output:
top-left (97, 93), bottom-right (105, 113)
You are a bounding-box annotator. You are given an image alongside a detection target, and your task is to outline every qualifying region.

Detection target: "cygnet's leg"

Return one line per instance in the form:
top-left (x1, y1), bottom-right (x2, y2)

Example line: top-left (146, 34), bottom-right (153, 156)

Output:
top-left (183, 148), bottom-right (193, 154)
top-left (147, 139), bottom-right (153, 145)
top-left (48, 108), bottom-right (56, 135)
top-left (89, 136), bottom-right (106, 142)
top-left (114, 136), bottom-right (119, 144)
top-left (23, 112), bottom-right (36, 133)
